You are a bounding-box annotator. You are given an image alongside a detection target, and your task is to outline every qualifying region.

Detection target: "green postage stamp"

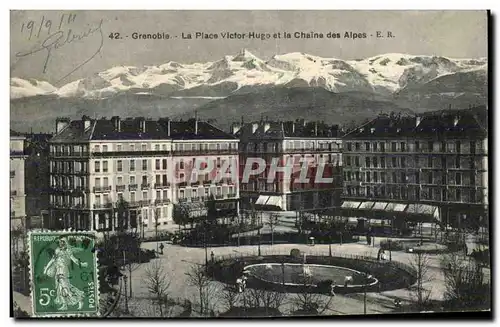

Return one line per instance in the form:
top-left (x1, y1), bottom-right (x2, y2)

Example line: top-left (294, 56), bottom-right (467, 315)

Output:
top-left (28, 231), bottom-right (99, 317)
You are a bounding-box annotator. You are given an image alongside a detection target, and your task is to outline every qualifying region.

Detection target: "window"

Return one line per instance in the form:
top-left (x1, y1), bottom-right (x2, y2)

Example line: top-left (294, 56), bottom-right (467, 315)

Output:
top-left (142, 176), bottom-right (148, 185)
top-left (381, 172), bottom-right (386, 183)
top-left (103, 145), bottom-right (108, 152)
top-left (373, 172), bottom-right (378, 183)
top-left (456, 189), bottom-right (461, 202)
top-left (415, 141), bottom-right (420, 151)
top-left (103, 161), bottom-right (108, 173)
top-left (456, 173), bottom-right (462, 185)
top-left (162, 159), bottom-right (167, 170)
top-left (117, 160), bottom-right (123, 172)
top-left (103, 177), bottom-right (109, 187)
top-left (347, 143), bottom-right (352, 151)
top-left (95, 161), bottom-right (100, 173)
top-left (130, 144), bottom-right (135, 151)
top-left (401, 157), bottom-right (406, 168)
top-left (179, 160), bottom-right (184, 170)
top-left (427, 157), bottom-right (432, 168)
top-left (141, 144), bottom-right (147, 151)
top-left (380, 142), bottom-right (385, 152)
top-left (156, 190), bottom-right (161, 199)
top-left (392, 157), bottom-right (397, 168)
top-left (95, 195), bottom-right (101, 205)
top-left (373, 157), bottom-right (378, 168)
top-left (355, 157), bottom-right (360, 167)
top-left (130, 176), bottom-right (136, 184)
top-left (355, 143), bottom-right (360, 151)
top-left (130, 160), bottom-right (135, 172)
top-left (155, 144), bottom-right (160, 151)
top-left (131, 192), bottom-right (136, 202)
top-left (142, 191), bottom-right (148, 200)
top-left (179, 190), bottom-right (185, 198)
top-left (216, 157), bottom-right (221, 168)
top-left (365, 142), bottom-right (370, 152)
top-left (427, 141), bottom-right (433, 152)
top-left (117, 144), bottom-right (122, 151)
top-left (117, 176), bottom-right (123, 185)
top-left (400, 142), bottom-right (406, 152)
top-left (401, 172), bottom-right (406, 183)
top-left (428, 172), bottom-right (433, 184)
top-left (373, 143), bottom-right (378, 152)
top-left (155, 159), bottom-right (160, 170)
top-left (95, 178), bottom-right (101, 186)
top-left (391, 142), bottom-right (397, 152)
top-left (156, 175), bottom-right (161, 184)
top-left (365, 157), bottom-right (371, 168)
top-left (142, 159), bottom-right (148, 171)
top-left (392, 172), bottom-right (397, 183)
top-left (381, 157), bottom-right (385, 168)
top-left (366, 172), bottom-right (371, 183)
top-left (94, 145), bottom-right (100, 152)
top-left (346, 156), bottom-right (351, 166)
top-left (355, 171), bottom-right (360, 181)
top-left (416, 172), bottom-right (420, 184)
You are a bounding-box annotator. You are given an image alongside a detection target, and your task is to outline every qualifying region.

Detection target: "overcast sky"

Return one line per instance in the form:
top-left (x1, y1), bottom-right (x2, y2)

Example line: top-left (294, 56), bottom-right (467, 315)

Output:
top-left (10, 10), bottom-right (488, 86)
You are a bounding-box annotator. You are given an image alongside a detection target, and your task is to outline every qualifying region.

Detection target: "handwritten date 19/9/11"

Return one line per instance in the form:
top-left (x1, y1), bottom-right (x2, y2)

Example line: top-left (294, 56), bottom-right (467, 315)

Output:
top-left (20, 13), bottom-right (77, 40)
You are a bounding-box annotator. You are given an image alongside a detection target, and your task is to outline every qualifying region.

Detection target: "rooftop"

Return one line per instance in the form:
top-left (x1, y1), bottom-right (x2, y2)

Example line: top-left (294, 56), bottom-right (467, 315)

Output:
top-left (51, 117), bottom-right (237, 143)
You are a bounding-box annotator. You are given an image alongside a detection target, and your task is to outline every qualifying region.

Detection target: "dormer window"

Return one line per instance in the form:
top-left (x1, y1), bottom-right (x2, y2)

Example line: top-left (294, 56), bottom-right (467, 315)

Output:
top-left (396, 128), bottom-right (401, 133)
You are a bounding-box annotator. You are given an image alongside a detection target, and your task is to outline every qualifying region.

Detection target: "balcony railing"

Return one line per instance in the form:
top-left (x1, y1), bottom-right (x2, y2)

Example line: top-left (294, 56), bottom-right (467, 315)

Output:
top-left (116, 185), bottom-right (126, 192)
top-left (53, 151), bottom-right (90, 157)
top-left (129, 184), bottom-right (138, 191)
top-left (226, 193), bottom-right (238, 198)
top-left (93, 203), bottom-right (113, 209)
top-left (215, 194), bottom-right (224, 200)
top-left (129, 201), bottom-right (141, 207)
top-left (93, 186), bottom-right (112, 193)
top-left (154, 183), bottom-right (170, 189)
top-left (141, 183), bottom-right (151, 190)
top-left (154, 199), bottom-right (171, 205)
top-left (178, 198), bottom-right (188, 203)
top-left (140, 200), bottom-right (150, 207)
top-left (191, 196), bottom-right (200, 202)
top-left (171, 149), bottom-right (238, 156)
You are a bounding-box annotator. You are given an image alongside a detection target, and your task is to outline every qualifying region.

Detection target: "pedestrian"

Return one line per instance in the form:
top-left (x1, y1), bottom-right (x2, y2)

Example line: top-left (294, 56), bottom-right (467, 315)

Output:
top-left (211, 251), bottom-right (215, 263)
top-left (159, 243), bottom-right (165, 255)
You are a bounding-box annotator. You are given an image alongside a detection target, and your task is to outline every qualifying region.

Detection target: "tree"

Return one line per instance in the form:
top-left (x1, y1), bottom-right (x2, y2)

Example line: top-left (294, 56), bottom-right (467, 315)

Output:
top-left (408, 252), bottom-right (433, 310)
top-left (243, 288), bottom-right (286, 315)
top-left (441, 253), bottom-right (490, 311)
top-left (267, 213), bottom-right (279, 246)
top-left (185, 263), bottom-right (215, 316)
top-left (143, 260), bottom-right (171, 317)
top-left (219, 284), bottom-right (240, 311)
top-left (291, 274), bottom-right (334, 315)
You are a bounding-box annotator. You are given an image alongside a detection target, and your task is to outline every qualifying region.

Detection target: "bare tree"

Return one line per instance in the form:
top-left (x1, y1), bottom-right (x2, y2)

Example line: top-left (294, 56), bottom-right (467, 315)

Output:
top-left (185, 263), bottom-right (215, 316)
top-left (219, 284), bottom-right (240, 311)
top-left (408, 252), bottom-right (433, 310)
top-left (441, 253), bottom-right (490, 311)
top-left (243, 288), bottom-right (286, 314)
top-left (143, 260), bottom-right (172, 317)
top-left (291, 274), bottom-right (334, 315)
top-left (267, 214), bottom-right (280, 246)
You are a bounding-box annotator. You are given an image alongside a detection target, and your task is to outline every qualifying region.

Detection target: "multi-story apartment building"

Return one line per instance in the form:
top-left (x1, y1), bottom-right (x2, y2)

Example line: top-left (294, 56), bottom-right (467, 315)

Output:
top-left (232, 119), bottom-right (343, 212)
top-left (342, 108), bottom-right (488, 228)
top-left (48, 116), bottom-right (239, 232)
top-left (10, 130), bottom-right (27, 229)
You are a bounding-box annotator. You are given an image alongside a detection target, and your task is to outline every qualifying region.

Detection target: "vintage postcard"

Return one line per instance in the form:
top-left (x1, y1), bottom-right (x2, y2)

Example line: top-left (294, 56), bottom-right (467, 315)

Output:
top-left (10, 10), bottom-right (490, 318)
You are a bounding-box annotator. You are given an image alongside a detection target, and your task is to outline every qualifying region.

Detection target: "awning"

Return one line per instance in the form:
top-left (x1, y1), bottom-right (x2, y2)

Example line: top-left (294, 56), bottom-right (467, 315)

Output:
top-left (372, 202), bottom-right (389, 210)
top-left (255, 196), bottom-right (269, 205)
top-left (386, 203), bottom-right (407, 212)
top-left (406, 204), bottom-right (438, 215)
top-left (359, 202), bottom-right (375, 210)
top-left (341, 201), bottom-right (361, 209)
top-left (265, 196), bottom-right (282, 208)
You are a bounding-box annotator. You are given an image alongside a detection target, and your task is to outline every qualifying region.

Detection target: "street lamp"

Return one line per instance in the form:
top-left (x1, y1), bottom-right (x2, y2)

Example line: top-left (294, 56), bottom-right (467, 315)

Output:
top-left (363, 274), bottom-right (373, 315)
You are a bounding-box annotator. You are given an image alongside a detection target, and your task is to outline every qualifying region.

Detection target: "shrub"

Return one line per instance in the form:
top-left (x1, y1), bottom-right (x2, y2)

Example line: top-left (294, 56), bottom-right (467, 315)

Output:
top-left (290, 249), bottom-right (301, 258)
top-left (380, 240), bottom-right (405, 251)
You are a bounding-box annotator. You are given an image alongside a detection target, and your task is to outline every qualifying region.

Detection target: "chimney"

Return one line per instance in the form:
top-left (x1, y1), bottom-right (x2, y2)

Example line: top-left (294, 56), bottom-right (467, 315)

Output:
top-left (454, 115), bottom-right (459, 127)
top-left (82, 115), bottom-right (91, 130)
top-left (314, 122), bottom-right (318, 136)
top-left (194, 111), bottom-right (198, 135)
top-left (252, 123), bottom-right (259, 134)
top-left (264, 122), bottom-right (271, 133)
top-left (231, 123), bottom-right (242, 135)
top-left (111, 116), bottom-right (121, 132)
top-left (168, 119), bottom-right (171, 136)
top-left (55, 117), bottom-right (70, 134)
top-left (138, 117), bottom-right (146, 133)
top-left (292, 122), bottom-right (296, 134)
top-left (415, 116), bottom-right (422, 127)
top-left (370, 128), bottom-right (375, 134)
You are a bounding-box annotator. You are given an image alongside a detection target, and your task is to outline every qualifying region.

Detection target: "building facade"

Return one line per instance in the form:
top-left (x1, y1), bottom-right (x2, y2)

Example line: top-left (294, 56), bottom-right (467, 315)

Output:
top-left (342, 108), bottom-right (488, 228)
top-left (48, 116), bottom-right (239, 232)
top-left (233, 119), bottom-right (343, 212)
top-left (10, 130), bottom-right (27, 230)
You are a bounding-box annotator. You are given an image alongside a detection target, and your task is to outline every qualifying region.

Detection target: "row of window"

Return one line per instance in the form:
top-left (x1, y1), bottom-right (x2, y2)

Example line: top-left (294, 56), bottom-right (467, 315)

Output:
top-left (345, 185), bottom-right (480, 203)
top-left (345, 140), bottom-right (483, 153)
top-left (344, 171), bottom-right (476, 185)
top-left (92, 157), bottom-right (228, 173)
top-left (51, 142), bottom-right (238, 154)
top-left (344, 155), bottom-right (479, 170)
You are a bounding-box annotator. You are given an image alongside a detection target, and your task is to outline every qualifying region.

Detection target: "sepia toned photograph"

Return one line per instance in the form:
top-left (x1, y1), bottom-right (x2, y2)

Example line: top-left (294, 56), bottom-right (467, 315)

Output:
top-left (9, 10), bottom-right (490, 318)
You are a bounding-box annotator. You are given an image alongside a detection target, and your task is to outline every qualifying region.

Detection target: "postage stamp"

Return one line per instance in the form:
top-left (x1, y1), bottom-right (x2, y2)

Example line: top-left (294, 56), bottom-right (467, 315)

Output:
top-left (27, 231), bottom-right (99, 317)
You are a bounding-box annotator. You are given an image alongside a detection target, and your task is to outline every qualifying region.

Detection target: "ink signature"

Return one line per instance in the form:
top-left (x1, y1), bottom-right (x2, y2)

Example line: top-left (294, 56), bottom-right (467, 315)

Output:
top-left (15, 19), bottom-right (104, 84)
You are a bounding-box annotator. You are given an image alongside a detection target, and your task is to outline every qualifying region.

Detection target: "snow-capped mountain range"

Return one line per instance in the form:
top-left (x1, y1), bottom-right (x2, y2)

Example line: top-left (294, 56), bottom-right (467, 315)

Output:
top-left (10, 50), bottom-right (487, 99)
